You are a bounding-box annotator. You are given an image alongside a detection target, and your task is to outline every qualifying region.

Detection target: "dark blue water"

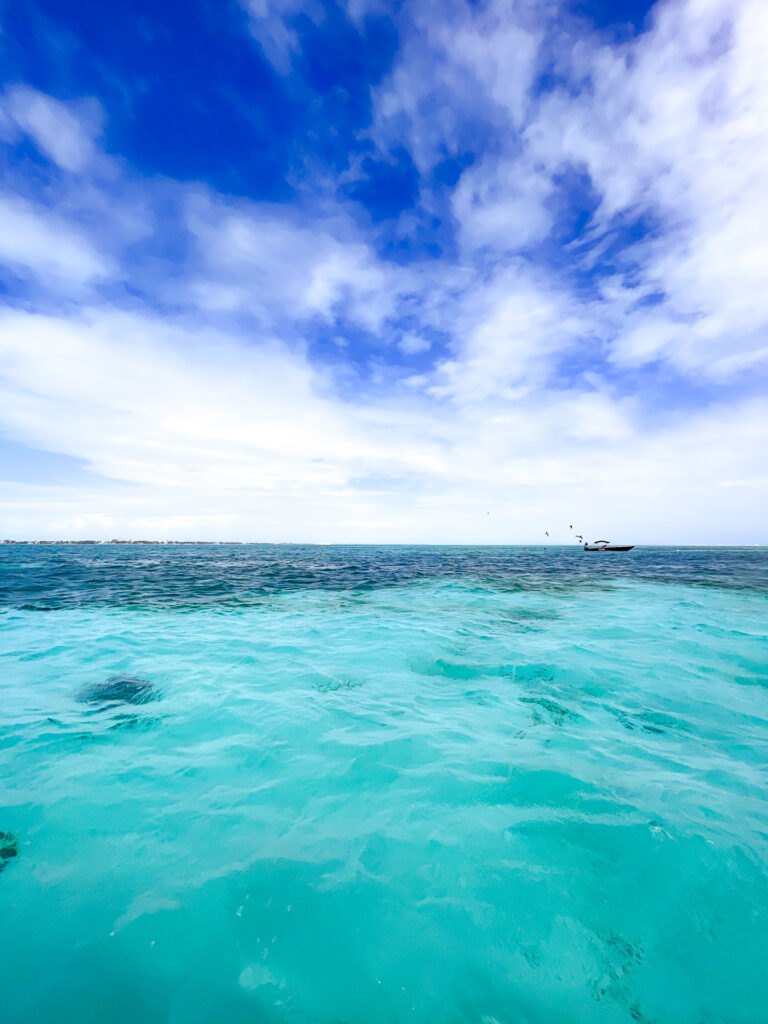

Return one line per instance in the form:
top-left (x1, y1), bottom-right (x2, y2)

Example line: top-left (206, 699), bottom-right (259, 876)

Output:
top-left (2, 544), bottom-right (766, 610)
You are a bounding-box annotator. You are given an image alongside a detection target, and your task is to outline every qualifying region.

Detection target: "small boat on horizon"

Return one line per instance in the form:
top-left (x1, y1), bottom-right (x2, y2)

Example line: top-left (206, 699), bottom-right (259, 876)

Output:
top-left (584, 540), bottom-right (635, 552)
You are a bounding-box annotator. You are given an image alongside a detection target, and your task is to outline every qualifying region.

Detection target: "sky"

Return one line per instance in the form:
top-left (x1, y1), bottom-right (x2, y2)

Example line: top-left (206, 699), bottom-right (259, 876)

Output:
top-left (0, 0), bottom-right (766, 544)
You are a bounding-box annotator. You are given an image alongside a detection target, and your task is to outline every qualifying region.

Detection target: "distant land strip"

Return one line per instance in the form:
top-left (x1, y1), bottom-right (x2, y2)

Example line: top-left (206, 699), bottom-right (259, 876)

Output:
top-left (1, 539), bottom-right (241, 545)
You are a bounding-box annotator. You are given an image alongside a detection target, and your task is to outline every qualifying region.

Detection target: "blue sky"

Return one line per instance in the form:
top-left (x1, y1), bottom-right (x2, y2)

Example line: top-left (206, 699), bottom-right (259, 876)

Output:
top-left (0, 0), bottom-right (766, 542)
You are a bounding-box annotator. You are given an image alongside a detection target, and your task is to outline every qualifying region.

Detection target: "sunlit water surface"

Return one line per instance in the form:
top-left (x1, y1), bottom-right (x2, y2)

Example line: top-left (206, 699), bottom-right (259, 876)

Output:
top-left (1, 545), bottom-right (767, 1023)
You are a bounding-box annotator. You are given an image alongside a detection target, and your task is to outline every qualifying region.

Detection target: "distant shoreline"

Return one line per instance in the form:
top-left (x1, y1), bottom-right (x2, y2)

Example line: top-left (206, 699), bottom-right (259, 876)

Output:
top-left (0, 539), bottom-right (243, 546)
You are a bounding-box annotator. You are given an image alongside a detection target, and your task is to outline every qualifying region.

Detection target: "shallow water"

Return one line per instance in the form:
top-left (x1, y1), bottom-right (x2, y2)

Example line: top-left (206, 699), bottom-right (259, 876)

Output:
top-left (1, 546), bottom-right (767, 1023)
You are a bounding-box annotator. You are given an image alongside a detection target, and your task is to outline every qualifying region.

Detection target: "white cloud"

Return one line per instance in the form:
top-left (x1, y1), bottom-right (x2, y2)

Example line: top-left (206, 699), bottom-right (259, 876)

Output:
top-left (451, 154), bottom-right (553, 253)
top-left (430, 267), bottom-right (586, 402)
top-left (242, 0), bottom-right (323, 73)
top-left (2, 86), bottom-right (102, 172)
top-left (0, 195), bottom-right (112, 285)
top-left (0, 307), bottom-right (449, 495)
top-left (0, 304), bottom-right (764, 543)
top-left (367, 0), bottom-right (768, 385)
top-left (525, 0), bottom-right (768, 379)
top-left (371, 1), bottom-right (541, 175)
top-left (398, 332), bottom-right (431, 355)
top-left (185, 192), bottom-right (399, 331)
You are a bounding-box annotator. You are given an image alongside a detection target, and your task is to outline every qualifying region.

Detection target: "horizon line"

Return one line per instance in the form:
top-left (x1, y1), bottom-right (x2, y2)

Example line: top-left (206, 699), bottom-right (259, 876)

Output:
top-left (2, 540), bottom-right (766, 549)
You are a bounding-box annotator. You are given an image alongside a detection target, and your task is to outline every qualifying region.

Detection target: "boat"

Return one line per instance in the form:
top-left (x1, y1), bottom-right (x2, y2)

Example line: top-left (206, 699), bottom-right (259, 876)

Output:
top-left (583, 540), bottom-right (634, 552)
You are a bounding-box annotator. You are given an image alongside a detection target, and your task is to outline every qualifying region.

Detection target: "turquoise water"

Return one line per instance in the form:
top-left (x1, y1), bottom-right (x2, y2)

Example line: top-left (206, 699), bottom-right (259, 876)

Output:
top-left (1, 546), bottom-right (767, 1023)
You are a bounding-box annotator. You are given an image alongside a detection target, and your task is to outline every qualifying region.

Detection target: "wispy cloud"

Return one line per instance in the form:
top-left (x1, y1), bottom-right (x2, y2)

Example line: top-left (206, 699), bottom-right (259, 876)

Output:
top-left (1, 86), bottom-right (103, 173)
top-left (0, 195), bottom-right (113, 285)
top-left (242, 0), bottom-right (321, 73)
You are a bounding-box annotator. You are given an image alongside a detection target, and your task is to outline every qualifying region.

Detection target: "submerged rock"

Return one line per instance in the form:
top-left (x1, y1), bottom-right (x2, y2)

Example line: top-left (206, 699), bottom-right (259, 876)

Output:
top-left (0, 831), bottom-right (18, 872)
top-left (74, 675), bottom-right (158, 706)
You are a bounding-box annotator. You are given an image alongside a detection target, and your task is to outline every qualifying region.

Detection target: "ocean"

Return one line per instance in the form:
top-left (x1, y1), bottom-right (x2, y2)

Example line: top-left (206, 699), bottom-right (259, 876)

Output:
top-left (1, 545), bottom-right (767, 1023)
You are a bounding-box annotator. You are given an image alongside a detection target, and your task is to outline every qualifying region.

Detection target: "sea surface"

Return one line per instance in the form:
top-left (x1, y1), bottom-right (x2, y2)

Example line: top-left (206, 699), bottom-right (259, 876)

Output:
top-left (1, 545), bottom-right (767, 1024)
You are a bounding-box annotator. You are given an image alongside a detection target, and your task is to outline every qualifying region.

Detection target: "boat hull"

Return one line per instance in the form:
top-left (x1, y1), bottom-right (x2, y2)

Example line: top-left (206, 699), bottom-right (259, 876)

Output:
top-left (584, 545), bottom-right (634, 552)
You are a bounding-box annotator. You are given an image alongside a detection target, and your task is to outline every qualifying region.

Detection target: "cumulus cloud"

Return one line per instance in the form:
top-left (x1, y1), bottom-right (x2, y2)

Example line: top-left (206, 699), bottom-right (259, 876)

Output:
top-left (450, 153), bottom-right (553, 254)
top-left (371, 0), bottom-right (541, 174)
top-left (369, 0), bottom-right (768, 387)
top-left (429, 266), bottom-right (587, 402)
top-left (526, 0), bottom-right (768, 380)
top-left (398, 333), bottom-right (431, 355)
top-left (185, 192), bottom-right (399, 331)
